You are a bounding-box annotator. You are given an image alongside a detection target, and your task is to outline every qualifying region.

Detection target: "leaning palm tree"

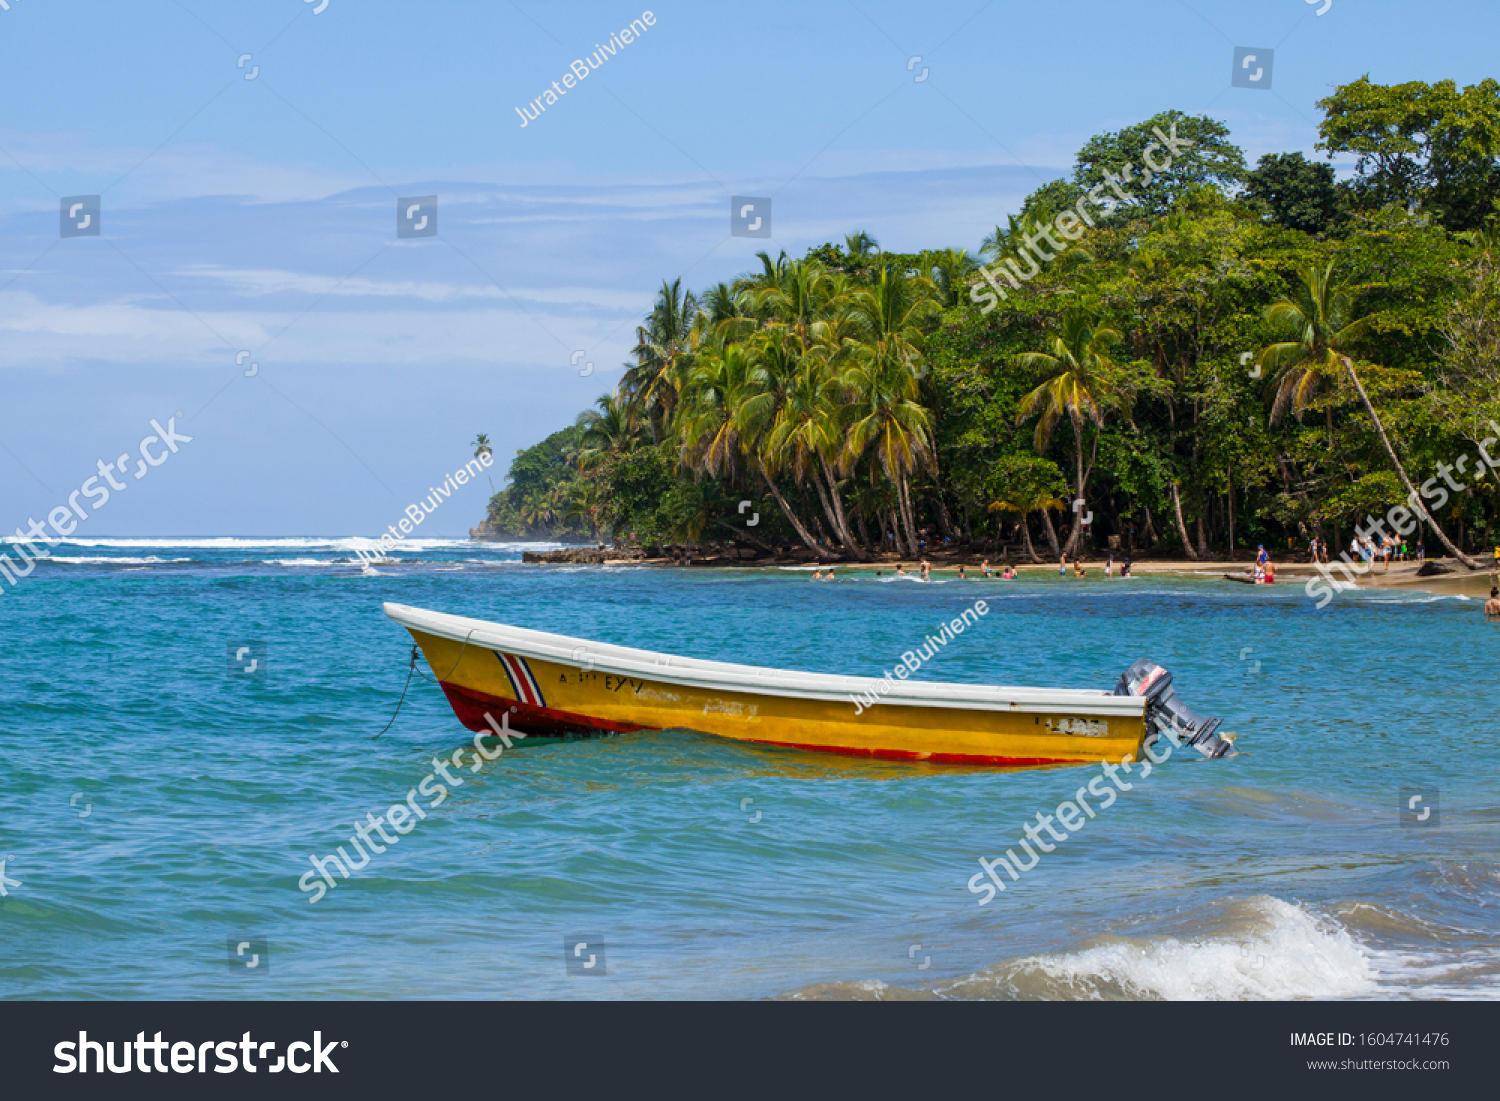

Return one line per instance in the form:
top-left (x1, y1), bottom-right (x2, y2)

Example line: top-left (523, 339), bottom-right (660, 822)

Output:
top-left (844, 231), bottom-right (880, 260)
top-left (840, 341), bottom-right (934, 556)
top-left (471, 433), bottom-right (496, 493)
top-left (1259, 261), bottom-right (1478, 568)
top-left (733, 330), bottom-right (837, 561)
top-left (768, 351), bottom-right (866, 557)
top-left (1014, 309), bottom-right (1125, 558)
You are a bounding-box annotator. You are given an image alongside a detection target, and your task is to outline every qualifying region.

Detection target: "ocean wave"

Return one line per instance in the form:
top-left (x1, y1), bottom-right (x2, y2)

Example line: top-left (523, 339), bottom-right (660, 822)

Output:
top-left (1364, 593), bottom-right (1473, 604)
top-left (42, 556), bottom-right (192, 565)
top-left (781, 896), bottom-right (1383, 1002)
top-left (941, 897), bottom-right (1378, 1001)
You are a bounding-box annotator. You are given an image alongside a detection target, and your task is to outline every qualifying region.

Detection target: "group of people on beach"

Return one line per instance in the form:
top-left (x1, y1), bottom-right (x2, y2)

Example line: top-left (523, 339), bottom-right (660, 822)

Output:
top-left (1056, 553), bottom-right (1133, 579)
top-left (812, 556), bottom-right (1141, 581)
top-left (1251, 545), bottom-right (1278, 584)
top-left (1305, 535), bottom-right (1422, 569)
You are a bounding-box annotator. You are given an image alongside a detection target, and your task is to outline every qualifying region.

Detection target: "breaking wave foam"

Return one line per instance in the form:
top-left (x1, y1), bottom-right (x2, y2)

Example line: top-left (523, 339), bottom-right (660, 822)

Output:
top-left (944, 897), bottom-right (1379, 1001)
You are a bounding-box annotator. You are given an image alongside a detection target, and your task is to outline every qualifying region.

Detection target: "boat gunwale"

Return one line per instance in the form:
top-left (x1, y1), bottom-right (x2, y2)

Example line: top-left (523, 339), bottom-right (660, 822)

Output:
top-left (383, 602), bottom-right (1147, 717)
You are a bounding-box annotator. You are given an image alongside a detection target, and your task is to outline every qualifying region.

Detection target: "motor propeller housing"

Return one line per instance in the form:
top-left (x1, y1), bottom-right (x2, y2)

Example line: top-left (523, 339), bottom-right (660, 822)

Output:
top-left (1113, 659), bottom-right (1237, 759)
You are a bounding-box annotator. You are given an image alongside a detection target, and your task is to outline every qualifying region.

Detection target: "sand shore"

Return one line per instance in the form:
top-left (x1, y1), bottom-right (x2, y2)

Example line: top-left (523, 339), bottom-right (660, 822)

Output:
top-left (588, 549), bottom-right (1498, 599)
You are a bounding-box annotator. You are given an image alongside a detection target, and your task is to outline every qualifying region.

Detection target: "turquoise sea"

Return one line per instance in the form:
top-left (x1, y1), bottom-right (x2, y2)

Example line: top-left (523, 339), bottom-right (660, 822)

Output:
top-left (1, 537), bottom-right (1496, 1000)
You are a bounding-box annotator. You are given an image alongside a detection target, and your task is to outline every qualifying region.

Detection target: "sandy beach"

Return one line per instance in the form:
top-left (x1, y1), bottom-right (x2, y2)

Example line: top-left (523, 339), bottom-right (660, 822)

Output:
top-left (584, 550), bottom-right (1498, 600)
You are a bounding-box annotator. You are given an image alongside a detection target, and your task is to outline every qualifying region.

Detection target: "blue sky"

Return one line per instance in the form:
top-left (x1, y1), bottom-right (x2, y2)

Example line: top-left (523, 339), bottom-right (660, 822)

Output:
top-left (2, 0), bottom-right (1496, 535)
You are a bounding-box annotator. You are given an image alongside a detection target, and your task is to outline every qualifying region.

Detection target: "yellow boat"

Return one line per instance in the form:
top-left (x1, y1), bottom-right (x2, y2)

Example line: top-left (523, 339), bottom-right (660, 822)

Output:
top-left (384, 602), bottom-right (1235, 767)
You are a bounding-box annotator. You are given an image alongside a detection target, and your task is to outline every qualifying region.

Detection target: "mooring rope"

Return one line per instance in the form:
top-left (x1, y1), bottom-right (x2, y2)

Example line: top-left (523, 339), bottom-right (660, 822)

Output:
top-left (373, 645), bottom-right (420, 740)
top-left (374, 631), bottom-right (477, 739)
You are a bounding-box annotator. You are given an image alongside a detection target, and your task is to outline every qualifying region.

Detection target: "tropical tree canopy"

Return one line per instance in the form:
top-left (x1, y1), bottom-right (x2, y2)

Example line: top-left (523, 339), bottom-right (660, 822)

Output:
top-left (481, 77), bottom-right (1498, 566)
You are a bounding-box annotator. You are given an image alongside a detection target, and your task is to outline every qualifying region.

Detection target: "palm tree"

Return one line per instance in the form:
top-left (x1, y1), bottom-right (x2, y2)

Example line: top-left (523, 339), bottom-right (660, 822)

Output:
top-left (563, 480), bottom-right (603, 540)
top-left (924, 248), bottom-right (976, 310)
top-left (979, 216), bottom-right (1024, 262)
top-left (734, 250), bottom-right (791, 313)
top-left (844, 231), bottom-right (880, 259)
top-left (767, 350), bottom-right (866, 557)
top-left (519, 487), bottom-right (562, 532)
top-left (734, 330), bottom-right (837, 561)
top-left (1259, 261), bottom-right (1478, 568)
top-left (471, 433), bottom-right (495, 493)
top-left (675, 342), bottom-right (753, 481)
top-left (984, 454), bottom-right (1068, 561)
top-left (577, 391), bottom-right (640, 469)
top-left (696, 281), bottom-right (755, 346)
top-left (1015, 309), bottom-right (1126, 558)
top-left (840, 339), bottom-right (934, 556)
top-left (624, 278), bottom-right (699, 440)
top-left (988, 490), bottom-right (1065, 562)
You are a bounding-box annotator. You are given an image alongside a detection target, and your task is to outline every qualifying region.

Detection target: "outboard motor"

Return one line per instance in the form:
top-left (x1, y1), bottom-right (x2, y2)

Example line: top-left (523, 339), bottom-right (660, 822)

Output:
top-left (1113, 659), bottom-right (1237, 759)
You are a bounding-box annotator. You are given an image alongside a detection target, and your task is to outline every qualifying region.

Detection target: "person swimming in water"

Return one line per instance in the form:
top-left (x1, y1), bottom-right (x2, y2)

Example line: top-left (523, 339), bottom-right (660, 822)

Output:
top-left (1104, 555), bottom-right (1113, 578)
top-left (957, 566), bottom-right (968, 580)
top-left (811, 569), bottom-right (824, 581)
top-left (895, 564), bottom-right (907, 577)
top-left (1001, 566), bottom-right (1015, 579)
top-left (1121, 559), bottom-right (1132, 578)
top-left (1059, 554), bottom-right (1067, 577)
top-left (919, 559), bottom-right (931, 581)
top-left (1486, 587), bottom-right (1500, 617)
top-left (980, 558), bottom-right (993, 577)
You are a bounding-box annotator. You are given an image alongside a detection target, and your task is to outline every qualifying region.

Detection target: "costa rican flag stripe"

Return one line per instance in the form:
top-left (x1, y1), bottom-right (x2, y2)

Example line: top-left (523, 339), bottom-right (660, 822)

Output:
top-left (497, 652), bottom-right (545, 708)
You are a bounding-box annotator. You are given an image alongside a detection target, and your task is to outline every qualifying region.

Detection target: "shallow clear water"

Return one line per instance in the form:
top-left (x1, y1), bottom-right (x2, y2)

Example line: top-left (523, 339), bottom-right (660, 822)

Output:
top-left (1, 538), bottom-right (1496, 1000)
